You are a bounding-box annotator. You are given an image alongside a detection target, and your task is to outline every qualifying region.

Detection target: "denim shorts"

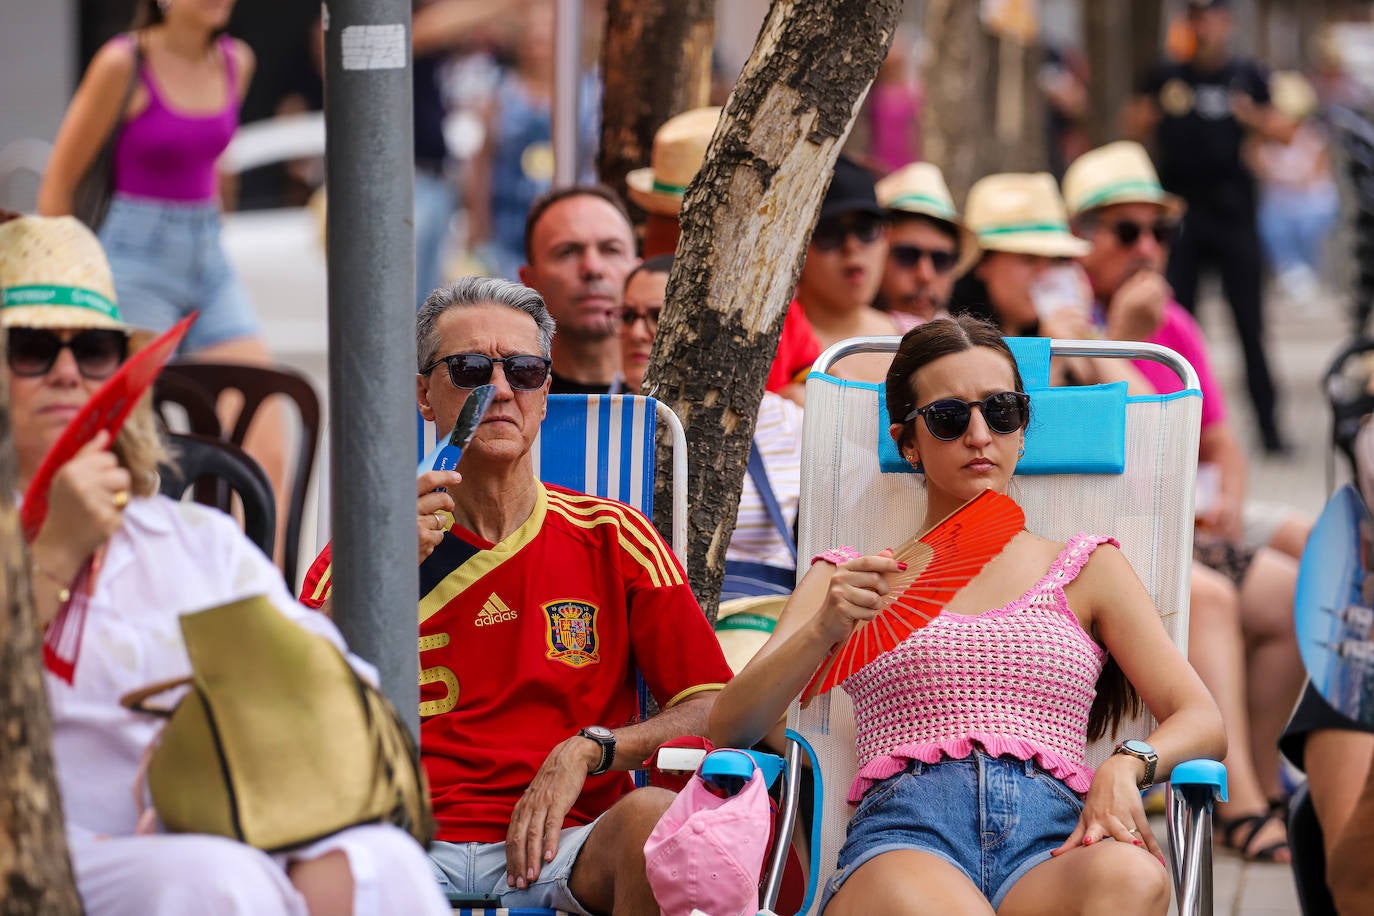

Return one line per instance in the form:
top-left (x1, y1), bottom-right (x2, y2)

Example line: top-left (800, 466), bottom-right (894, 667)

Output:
top-left (428, 820), bottom-right (597, 915)
top-left (820, 751), bottom-right (1085, 912)
top-left (99, 194), bottom-right (259, 353)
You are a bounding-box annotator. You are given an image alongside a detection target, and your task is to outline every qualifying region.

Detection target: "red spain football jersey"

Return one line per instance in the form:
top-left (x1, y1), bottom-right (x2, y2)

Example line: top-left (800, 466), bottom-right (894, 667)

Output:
top-left (299, 483), bottom-right (732, 843)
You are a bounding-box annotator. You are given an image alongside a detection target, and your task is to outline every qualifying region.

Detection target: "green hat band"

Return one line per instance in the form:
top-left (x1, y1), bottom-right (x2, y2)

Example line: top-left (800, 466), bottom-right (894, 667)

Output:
top-left (651, 178), bottom-right (688, 196)
top-left (715, 612), bottom-right (777, 635)
top-left (1075, 178), bottom-right (1167, 212)
top-left (978, 222), bottom-right (1072, 238)
top-left (887, 192), bottom-right (957, 220)
top-left (2, 284), bottom-right (120, 320)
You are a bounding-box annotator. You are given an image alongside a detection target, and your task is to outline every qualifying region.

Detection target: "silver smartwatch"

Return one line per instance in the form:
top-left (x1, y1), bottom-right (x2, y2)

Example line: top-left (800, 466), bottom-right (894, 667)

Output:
top-left (1112, 739), bottom-right (1159, 790)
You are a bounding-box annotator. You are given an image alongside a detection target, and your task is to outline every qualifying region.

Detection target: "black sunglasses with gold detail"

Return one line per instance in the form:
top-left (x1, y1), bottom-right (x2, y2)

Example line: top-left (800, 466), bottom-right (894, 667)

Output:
top-left (6, 327), bottom-right (129, 380)
top-left (904, 391), bottom-right (1031, 441)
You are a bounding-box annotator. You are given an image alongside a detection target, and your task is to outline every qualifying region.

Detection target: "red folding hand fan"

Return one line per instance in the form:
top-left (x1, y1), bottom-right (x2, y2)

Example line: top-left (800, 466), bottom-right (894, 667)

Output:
top-left (21, 312), bottom-right (196, 542)
top-left (801, 488), bottom-right (1026, 704)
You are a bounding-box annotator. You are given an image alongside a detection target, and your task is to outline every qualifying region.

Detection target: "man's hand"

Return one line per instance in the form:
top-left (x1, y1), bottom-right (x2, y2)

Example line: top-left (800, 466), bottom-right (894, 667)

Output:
top-left (416, 469), bottom-right (461, 564)
top-left (1105, 270), bottom-right (1169, 343)
top-left (505, 735), bottom-right (601, 889)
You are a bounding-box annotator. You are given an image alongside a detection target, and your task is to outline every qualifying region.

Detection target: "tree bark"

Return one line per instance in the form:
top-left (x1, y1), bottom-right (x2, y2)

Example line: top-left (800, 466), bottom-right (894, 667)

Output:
top-left (597, 0), bottom-right (715, 211)
top-left (1129, 0), bottom-right (1164, 98)
top-left (0, 328), bottom-right (82, 914)
top-left (921, 0), bottom-right (995, 203)
top-left (1083, 0), bottom-right (1129, 148)
top-left (641, 0), bottom-right (902, 622)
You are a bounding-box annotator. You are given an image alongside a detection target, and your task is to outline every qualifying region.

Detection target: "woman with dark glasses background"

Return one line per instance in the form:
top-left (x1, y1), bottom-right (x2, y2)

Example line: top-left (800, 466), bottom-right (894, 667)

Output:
top-left (710, 315), bottom-right (1224, 915)
top-left (0, 214), bottom-right (449, 916)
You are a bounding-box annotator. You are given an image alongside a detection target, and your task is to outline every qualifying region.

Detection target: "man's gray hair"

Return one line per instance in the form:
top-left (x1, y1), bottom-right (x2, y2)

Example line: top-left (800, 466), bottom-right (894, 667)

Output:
top-left (416, 277), bottom-right (557, 371)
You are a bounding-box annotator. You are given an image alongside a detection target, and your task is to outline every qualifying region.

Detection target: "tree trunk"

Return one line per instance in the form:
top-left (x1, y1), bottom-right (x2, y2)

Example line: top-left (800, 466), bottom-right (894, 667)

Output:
top-left (597, 0), bottom-right (715, 212)
top-left (1083, 1), bottom-right (1129, 148)
top-left (1129, 0), bottom-right (1164, 98)
top-left (641, 0), bottom-right (902, 622)
top-left (0, 328), bottom-right (82, 914)
top-left (922, 0), bottom-right (995, 203)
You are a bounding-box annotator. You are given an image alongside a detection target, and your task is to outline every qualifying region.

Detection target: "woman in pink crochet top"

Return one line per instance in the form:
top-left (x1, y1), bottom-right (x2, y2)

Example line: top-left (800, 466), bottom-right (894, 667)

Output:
top-left (710, 315), bottom-right (1224, 915)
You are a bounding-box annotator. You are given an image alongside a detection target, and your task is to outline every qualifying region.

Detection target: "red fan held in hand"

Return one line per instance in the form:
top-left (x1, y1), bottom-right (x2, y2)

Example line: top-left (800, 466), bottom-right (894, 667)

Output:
top-left (20, 312), bottom-right (196, 542)
top-left (801, 489), bottom-right (1026, 704)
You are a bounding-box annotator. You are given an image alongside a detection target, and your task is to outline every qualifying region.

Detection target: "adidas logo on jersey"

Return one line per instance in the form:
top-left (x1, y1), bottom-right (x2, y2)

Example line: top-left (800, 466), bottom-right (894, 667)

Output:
top-left (476, 593), bottom-right (518, 626)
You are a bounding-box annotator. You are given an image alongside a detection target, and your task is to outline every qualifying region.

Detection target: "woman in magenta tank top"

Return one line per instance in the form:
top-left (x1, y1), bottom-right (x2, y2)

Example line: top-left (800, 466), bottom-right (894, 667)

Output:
top-left (39, 0), bottom-right (268, 362)
top-left (711, 316), bottom-right (1225, 915)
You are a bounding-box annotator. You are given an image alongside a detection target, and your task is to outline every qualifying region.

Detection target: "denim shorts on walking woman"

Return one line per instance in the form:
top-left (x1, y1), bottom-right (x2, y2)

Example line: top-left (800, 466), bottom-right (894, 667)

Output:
top-left (98, 194), bottom-right (259, 353)
top-left (819, 749), bottom-right (1085, 912)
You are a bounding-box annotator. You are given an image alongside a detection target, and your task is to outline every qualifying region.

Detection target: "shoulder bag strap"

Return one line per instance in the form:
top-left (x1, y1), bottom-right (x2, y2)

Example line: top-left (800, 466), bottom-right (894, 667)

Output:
top-left (745, 439), bottom-right (797, 562)
top-left (120, 675), bottom-right (193, 717)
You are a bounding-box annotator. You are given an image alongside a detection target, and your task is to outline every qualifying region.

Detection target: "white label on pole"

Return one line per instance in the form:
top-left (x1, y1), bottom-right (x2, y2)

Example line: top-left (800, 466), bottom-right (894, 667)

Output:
top-left (321, 3), bottom-right (329, 31)
top-left (341, 24), bottom-right (406, 70)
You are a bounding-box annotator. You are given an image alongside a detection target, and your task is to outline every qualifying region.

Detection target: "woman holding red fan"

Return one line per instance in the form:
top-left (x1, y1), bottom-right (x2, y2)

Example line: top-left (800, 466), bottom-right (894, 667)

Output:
top-left (1, 214), bottom-right (447, 915)
top-left (710, 315), bottom-right (1224, 915)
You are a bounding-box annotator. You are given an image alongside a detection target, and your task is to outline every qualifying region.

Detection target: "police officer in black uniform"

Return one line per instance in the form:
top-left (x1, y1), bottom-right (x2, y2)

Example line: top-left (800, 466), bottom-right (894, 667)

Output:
top-left (1128, 0), bottom-right (1297, 454)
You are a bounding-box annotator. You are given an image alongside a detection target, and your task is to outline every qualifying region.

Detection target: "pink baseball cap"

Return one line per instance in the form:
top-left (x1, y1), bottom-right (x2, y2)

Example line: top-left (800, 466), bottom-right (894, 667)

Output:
top-left (643, 764), bottom-right (771, 916)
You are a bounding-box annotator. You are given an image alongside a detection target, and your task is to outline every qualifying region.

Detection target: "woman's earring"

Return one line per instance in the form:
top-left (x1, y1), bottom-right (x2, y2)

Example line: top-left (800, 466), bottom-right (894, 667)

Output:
top-left (1017, 445), bottom-right (1026, 458)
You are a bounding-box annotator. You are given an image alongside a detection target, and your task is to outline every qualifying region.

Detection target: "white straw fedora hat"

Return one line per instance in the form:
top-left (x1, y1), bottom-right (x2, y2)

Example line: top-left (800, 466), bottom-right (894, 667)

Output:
top-left (876, 162), bottom-right (981, 277)
top-left (964, 172), bottom-right (1091, 262)
top-left (714, 595), bottom-right (787, 676)
top-left (1062, 141), bottom-right (1185, 220)
top-left (0, 215), bottom-right (150, 343)
top-left (626, 107), bottom-right (722, 216)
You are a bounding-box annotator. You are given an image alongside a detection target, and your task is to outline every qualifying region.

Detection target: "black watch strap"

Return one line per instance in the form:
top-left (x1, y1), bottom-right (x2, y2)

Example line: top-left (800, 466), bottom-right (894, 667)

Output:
top-left (579, 726), bottom-right (616, 776)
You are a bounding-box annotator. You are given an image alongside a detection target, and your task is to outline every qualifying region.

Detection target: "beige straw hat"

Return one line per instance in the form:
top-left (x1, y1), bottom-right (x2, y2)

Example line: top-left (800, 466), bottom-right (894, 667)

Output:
top-left (714, 595), bottom-right (787, 676)
top-left (963, 172), bottom-right (1091, 262)
top-left (876, 162), bottom-right (982, 277)
top-left (0, 215), bottom-right (148, 341)
top-left (626, 107), bottom-right (722, 216)
top-left (1062, 141), bottom-right (1185, 220)
top-left (1270, 70), bottom-right (1319, 123)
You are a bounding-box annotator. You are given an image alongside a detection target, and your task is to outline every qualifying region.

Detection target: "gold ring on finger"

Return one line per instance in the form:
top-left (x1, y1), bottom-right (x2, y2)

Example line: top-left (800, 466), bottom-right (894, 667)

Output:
top-left (1128, 827), bottom-right (1141, 836)
top-left (434, 512), bottom-right (445, 529)
top-left (112, 490), bottom-right (130, 510)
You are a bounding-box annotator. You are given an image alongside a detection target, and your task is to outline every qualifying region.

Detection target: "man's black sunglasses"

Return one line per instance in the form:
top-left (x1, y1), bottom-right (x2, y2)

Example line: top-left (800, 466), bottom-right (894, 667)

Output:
top-left (889, 244), bottom-right (959, 274)
top-left (1109, 219), bottom-right (1177, 249)
top-left (904, 391), bottom-right (1031, 441)
top-left (6, 327), bottom-right (128, 380)
top-left (811, 213), bottom-right (886, 251)
top-left (423, 353), bottom-right (552, 391)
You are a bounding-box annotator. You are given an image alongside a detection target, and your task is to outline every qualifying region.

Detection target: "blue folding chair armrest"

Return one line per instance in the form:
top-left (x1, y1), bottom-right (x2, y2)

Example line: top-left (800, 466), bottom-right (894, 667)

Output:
top-left (1167, 759), bottom-right (1228, 916)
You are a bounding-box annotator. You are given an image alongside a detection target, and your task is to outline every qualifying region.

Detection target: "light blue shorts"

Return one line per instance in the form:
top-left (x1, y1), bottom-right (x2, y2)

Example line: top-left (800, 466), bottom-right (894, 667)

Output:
top-left (821, 751), bottom-right (1086, 912)
top-left (99, 194), bottom-right (260, 353)
top-left (428, 820), bottom-right (598, 914)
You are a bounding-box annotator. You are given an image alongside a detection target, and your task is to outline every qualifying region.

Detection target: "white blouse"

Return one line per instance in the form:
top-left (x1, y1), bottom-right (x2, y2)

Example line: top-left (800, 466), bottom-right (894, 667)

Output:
top-left (42, 495), bottom-right (374, 839)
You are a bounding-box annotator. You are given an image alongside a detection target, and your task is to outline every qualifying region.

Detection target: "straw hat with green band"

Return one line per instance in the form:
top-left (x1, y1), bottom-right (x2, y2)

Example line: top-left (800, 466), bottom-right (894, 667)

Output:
top-left (715, 594), bottom-right (787, 675)
top-left (876, 162), bottom-right (981, 277)
top-left (0, 215), bottom-right (152, 345)
top-left (626, 107), bottom-right (722, 216)
top-left (1061, 141), bottom-right (1185, 221)
top-left (963, 171), bottom-right (1092, 264)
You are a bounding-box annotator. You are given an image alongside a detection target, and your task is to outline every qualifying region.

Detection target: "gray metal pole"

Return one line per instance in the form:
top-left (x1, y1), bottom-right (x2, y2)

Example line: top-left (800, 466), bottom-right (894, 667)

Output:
top-left (323, 0), bottom-right (418, 734)
top-left (552, 0), bottom-right (581, 187)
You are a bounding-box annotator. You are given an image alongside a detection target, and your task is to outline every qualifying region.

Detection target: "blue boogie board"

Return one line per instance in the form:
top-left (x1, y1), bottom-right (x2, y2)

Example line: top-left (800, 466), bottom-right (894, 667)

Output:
top-left (1295, 484), bottom-right (1374, 726)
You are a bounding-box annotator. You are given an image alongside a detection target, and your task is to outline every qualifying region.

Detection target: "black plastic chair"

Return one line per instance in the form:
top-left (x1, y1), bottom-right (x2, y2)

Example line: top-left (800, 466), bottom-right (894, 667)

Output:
top-left (155, 363), bottom-right (320, 588)
top-left (1323, 337), bottom-right (1374, 491)
top-left (1288, 784), bottom-right (1338, 916)
top-left (160, 433), bottom-right (276, 560)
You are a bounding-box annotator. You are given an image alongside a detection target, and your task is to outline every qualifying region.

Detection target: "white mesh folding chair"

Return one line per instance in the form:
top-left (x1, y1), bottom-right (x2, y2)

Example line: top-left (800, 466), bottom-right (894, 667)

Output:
top-left (762, 337), bottom-right (1228, 916)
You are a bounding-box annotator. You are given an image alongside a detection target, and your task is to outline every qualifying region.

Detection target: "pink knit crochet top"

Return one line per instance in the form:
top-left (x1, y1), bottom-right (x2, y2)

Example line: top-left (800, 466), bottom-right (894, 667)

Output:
top-left (843, 534), bottom-right (1115, 804)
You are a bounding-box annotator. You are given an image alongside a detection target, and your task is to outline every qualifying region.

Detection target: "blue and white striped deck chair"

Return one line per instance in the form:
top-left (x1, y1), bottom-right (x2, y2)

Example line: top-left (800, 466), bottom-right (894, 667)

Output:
top-left (762, 337), bottom-right (1229, 916)
top-left (418, 393), bottom-right (687, 560)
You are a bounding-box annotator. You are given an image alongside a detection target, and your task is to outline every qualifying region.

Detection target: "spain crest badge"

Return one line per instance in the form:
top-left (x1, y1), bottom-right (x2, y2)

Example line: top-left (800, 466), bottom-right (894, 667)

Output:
top-left (543, 599), bottom-right (601, 668)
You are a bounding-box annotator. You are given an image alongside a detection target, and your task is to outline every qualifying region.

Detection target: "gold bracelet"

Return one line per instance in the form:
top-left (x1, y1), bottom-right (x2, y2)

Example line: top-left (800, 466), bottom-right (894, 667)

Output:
top-left (31, 562), bottom-right (72, 604)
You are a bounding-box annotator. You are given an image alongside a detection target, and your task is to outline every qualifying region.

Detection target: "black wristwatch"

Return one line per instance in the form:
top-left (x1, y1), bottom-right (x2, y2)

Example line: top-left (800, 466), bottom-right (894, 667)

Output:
top-left (578, 726), bottom-right (616, 776)
top-left (1112, 739), bottom-right (1159, 790)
